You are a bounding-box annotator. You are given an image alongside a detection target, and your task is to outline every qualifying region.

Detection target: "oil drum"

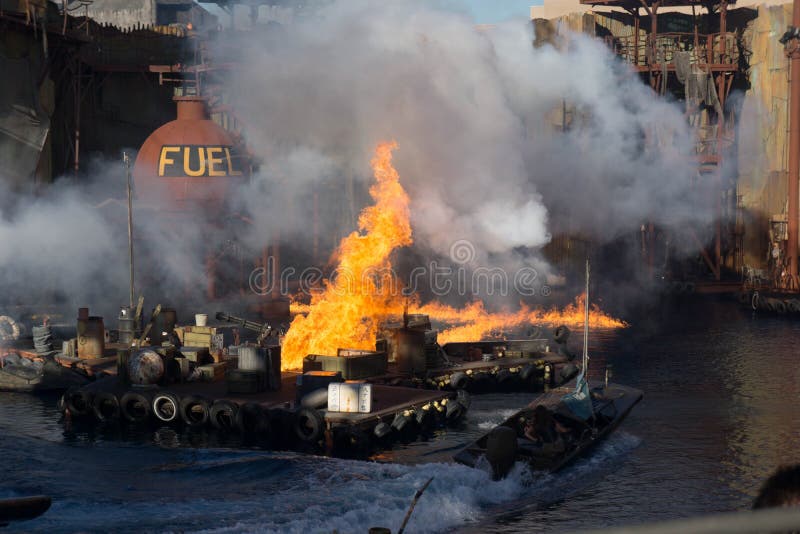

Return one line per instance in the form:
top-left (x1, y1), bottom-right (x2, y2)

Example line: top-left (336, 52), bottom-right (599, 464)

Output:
top-left (77, 316), bottom-right (105, 359)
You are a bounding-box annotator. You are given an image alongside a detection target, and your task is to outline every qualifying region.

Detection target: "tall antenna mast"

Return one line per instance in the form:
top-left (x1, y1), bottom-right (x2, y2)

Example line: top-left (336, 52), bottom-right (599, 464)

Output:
top-left (583, 259), bottom-right (590, 372)
top-left (124, 152), bottom-right (135, 309)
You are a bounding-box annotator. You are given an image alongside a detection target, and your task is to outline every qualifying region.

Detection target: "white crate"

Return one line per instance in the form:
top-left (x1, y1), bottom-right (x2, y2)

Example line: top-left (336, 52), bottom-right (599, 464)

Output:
top-left (327, 382), bottom-right (372, 413)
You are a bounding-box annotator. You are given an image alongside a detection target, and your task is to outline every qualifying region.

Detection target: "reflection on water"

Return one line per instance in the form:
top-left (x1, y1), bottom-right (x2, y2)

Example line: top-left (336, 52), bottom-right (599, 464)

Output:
top-left (1, 299), bottom-right (800, 532)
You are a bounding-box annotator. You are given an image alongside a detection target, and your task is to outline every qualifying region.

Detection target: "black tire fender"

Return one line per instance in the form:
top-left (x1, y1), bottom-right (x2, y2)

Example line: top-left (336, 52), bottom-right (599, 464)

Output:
top-left (495, 369), bottom-right (518, 391)
top-left (180, 395), bottom-right (210, 427)
top-left (456, 389), bottom-right (471, 410)
top-left (65, 387), bottom-right (93, 417)
top-left (559, 363), bottom-right (580, 383)
top-left (335, 427), bottom-right (371, 458)
top-left (209, 399), bottom-right (240, 431)
top-left (553, 325), bottom-right (571, 344)
top-left (468, 372), bottom-right (495, 394)
top-left (519, 364), bottom-right (538, 382)
top-left (445, 400), bottom-right (466, 425)
top-left (294, 407), bottom-right (325, 442)
top-left (120, 391), bottom-right (152, 423)
top-left (93, 392), bottom-right (121, 422)
top-left (236, 402), bottom-right (266, 436)
top-left (449, 371), bottom-right (469, 390)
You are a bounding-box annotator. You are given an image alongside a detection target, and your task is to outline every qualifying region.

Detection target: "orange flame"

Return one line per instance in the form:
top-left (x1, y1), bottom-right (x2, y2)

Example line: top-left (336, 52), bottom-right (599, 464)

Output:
top-left (418, 293), bottom-right (627, 345)
top-left (282, 142), bottom-right (627, 369)
top-left (281, 141), bottom-right (412, 369)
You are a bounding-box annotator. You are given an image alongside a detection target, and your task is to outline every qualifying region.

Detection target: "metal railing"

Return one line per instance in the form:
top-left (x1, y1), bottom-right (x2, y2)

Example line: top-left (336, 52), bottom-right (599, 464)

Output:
top-left (605, 32), bottom-right (738, 68)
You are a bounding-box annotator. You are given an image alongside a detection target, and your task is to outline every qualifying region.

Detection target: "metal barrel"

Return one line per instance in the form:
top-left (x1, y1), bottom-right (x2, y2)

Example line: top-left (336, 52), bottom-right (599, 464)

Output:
top-left (77, 316), bottom-right (105, 359)
top-left (118, 306), bottom-right (136, 346)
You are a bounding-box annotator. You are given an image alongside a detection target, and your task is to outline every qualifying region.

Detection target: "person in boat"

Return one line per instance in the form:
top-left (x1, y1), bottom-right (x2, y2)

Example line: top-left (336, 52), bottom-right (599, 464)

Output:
top-left (521, 405), bottom-right (569, 453)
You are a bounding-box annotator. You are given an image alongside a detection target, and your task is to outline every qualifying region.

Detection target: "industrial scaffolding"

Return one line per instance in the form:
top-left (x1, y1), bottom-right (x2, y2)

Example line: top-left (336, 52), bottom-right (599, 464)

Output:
top-left (582, 0), bottom-right (742, 280)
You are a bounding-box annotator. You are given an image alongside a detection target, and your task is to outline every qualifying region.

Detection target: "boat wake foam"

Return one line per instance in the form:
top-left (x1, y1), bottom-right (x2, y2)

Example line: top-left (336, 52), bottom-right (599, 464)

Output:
top-left (3, 431), bottom-right (640, 533)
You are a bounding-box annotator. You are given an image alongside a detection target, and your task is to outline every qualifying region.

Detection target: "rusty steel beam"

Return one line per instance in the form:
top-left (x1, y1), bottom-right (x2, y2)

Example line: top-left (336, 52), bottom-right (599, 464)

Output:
top-left (689, 228), bottom-right (721, 280)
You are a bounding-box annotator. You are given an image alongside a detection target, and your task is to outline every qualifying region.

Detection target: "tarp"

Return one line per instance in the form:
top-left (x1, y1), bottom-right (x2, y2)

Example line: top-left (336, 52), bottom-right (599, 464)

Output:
top-left (0, 48), bottom-right (50, 187)
top-left (674, 50), bottom-right (723, 115)
top-left (561, 372), bottom-right (594, 421)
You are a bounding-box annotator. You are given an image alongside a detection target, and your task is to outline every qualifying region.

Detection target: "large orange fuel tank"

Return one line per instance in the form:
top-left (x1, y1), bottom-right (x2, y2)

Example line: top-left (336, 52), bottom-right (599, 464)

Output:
top-left (133, 97), bottom-right (248, 215)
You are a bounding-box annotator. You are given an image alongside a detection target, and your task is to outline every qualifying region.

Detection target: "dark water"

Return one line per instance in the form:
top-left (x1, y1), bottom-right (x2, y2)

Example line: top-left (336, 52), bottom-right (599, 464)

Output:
top-left (1, 298), bottom-right (799, 533)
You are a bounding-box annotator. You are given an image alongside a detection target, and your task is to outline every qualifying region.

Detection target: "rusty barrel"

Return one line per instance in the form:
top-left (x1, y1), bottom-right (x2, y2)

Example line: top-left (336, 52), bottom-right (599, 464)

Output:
top-left (77, 315), bottom-right (105, 359)
top-left (392, 328), bottom-right (427, 376)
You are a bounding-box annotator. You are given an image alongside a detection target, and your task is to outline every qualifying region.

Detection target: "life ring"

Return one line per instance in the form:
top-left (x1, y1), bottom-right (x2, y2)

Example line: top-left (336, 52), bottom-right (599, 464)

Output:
top-left (180, 395), bottom-right (210, 427)
top-left (120, 391), bottom-right (152, 423)
top-left (209, 399), bottom-right (240, 431)
top-left (92, 392), bottom-right (121, 422)
top-left (0, 316), bottom-right (21, 342)
top-left (152, 392), bottom-right (181, 423)
top-left (294, 407), bottom-right (324, 443)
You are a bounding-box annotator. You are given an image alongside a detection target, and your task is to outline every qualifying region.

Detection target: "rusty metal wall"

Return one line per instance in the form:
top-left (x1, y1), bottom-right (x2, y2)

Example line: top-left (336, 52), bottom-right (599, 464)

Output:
top-left (738, 3), bottom-right (794, 268)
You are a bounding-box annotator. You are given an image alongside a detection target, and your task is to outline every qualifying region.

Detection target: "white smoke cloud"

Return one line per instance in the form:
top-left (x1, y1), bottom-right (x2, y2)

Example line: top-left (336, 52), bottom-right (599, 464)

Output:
top-left (0, 177), bottom-right (126, 314)
top-left (223, 0), bottom-right (702, 273)
top-left (0, 0), bottom-right (708, 318)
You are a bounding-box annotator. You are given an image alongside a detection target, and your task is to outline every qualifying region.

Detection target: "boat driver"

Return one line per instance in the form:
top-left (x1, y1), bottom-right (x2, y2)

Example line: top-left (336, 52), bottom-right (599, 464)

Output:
top-left (522, 405), bottom-right (569, 452)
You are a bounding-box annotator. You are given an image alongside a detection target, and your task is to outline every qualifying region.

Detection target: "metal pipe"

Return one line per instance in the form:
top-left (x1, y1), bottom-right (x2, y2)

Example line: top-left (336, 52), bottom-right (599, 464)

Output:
top-left (716, 0), bottom-right (728, 281)
top-left (124, 152), bottom-right (135, 309)
top-left (786, 0), bottom-right (800, 279)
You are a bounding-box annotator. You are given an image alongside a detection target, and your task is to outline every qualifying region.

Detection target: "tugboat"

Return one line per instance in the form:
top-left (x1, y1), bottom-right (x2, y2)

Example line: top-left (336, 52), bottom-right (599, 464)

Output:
top-left (453, 261), bottom-right (643, 479)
